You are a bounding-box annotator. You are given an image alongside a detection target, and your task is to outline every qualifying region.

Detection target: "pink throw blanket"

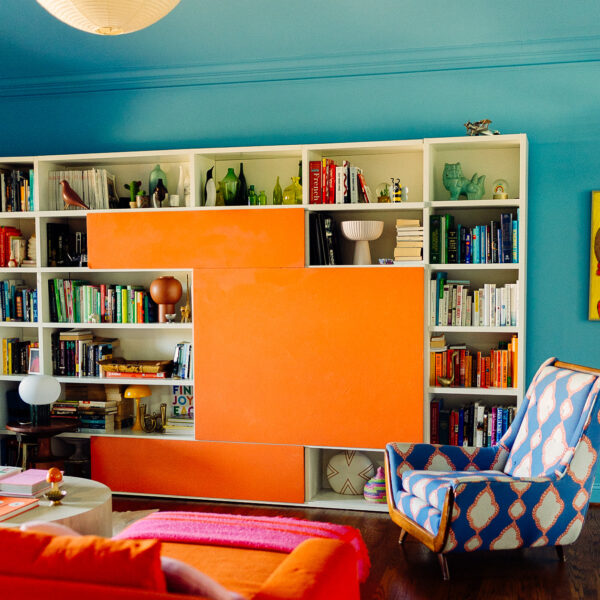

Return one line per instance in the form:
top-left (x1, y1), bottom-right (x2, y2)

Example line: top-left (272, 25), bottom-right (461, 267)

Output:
top-left (115, 511), bottom-right (370, 582)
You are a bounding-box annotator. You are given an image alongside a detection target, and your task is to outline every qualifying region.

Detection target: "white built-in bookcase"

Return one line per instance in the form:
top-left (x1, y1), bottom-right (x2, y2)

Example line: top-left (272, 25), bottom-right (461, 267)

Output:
top-left (0, 134), bottom-right (527, 511)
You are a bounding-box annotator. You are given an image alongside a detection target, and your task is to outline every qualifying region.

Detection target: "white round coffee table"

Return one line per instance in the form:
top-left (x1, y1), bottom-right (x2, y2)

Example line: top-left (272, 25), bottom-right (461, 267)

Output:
top-left (0, 476), bottom-right (112, 536)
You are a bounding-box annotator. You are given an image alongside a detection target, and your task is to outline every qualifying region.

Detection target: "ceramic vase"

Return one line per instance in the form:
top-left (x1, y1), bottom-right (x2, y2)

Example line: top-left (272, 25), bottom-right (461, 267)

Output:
top-left (149, 276), bottom-right (183, 322)
top-left (149, 164), bottom-right (167, 198)
top-left (363, 466), bottom-right (387, 503)
top-left (205, 167), bottom-right (216, 207)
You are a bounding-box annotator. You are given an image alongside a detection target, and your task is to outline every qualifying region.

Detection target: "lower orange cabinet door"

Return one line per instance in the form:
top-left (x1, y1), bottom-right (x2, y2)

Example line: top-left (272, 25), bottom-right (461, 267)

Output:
top-left (91, 438), bottom-right (304, 503)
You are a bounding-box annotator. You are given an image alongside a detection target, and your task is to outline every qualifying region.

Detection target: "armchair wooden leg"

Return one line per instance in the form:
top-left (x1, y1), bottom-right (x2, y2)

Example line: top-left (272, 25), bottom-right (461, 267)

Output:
top-left (398, 529), bottom-right (407, 545)
top-left (437, 553), bottom-right (450, 580)
top-left (556, 545), bottom-right (566, 562)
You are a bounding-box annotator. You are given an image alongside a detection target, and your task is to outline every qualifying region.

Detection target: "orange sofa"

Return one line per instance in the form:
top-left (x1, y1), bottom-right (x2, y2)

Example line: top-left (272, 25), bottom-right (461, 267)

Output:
top-left (0, 527), bottom-right (361, 600)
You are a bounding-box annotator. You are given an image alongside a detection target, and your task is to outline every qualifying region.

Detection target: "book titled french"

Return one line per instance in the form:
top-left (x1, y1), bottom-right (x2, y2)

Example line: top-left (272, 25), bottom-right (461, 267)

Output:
top-left (104, 371), bottom-right (168, 378)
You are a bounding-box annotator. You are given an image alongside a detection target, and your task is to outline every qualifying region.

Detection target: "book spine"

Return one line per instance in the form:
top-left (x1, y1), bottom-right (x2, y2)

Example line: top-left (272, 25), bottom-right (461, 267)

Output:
top-left (308, 161), bottom-right (322, 204)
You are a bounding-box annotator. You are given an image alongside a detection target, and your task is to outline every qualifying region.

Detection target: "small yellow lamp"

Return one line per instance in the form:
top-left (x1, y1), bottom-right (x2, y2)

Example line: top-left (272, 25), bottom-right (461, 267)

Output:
top-left (124, 385), bottom-right (152, 432)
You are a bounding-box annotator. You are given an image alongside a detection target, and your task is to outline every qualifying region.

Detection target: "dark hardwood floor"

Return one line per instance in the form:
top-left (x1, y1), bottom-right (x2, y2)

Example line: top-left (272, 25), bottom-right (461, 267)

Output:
top-left (113, 496), bottom-right (600, 600)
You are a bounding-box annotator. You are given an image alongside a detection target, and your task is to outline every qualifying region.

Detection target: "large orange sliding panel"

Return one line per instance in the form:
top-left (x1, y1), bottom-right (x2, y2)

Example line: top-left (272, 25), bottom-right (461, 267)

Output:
top-left (87, 209), bottom-right (304, 270)
top-left (194, 267), bottom-right (424, 449)
top-left (91, 437), bottom-right (304, 503)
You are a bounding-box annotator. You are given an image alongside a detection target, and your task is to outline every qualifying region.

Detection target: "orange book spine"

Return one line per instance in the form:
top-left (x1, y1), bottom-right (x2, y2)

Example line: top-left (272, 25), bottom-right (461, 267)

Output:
top-left (502, 349), bottom-right (508, 388)
top-left (435, 352), bottom-right (442, 385)
top-left (512, 336), bottom-right (518, 388)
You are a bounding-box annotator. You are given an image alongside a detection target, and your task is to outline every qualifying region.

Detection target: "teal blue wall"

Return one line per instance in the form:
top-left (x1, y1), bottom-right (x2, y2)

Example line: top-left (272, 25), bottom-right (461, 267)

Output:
top-left (0, 4), bottom-right (599, 497)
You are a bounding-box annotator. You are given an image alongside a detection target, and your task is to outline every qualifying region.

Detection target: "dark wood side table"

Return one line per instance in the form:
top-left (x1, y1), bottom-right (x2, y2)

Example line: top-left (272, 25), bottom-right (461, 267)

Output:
top-left (6, 419), bottom-right (78, 469)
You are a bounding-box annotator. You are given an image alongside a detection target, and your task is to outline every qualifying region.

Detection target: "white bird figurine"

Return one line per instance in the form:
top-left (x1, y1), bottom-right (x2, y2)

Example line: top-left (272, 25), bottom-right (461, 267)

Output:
top-left (60, 179), bottom-right (90, 210)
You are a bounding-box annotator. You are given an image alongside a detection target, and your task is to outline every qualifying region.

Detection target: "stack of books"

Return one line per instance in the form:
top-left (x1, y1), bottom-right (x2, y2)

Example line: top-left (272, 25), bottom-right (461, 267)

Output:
top-left (105, 384), bottom-right (134, 430)
top-left (163, 416), bottom-right (194, 434)
top-left (394, 219), bottom-right (423, 263)
top-left (308, 160), bottom-right (372, 204)
top-left (0, 468), bottom-right (52, 497)
top-left (0, 496), bottom-right (39, 521)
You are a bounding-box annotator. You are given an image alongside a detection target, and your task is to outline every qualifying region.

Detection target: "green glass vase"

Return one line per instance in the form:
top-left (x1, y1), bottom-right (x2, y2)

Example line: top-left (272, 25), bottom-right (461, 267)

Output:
top-left (149, 164), bottom-right (167, 198)
top-left (219, 168), bottom-right (240, 206)
top-left (273, 176), bottom-right (283, 205)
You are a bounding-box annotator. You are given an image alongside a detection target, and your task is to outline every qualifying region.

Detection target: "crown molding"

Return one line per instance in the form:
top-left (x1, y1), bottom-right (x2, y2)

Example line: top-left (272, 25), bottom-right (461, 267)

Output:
top-left (2, 34), bottom-right (600, 98)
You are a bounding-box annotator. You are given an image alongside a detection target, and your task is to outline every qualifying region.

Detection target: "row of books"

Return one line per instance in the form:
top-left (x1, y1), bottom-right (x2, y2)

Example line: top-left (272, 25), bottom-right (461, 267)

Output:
top-left (430, 212), bottom-right (519, 264)
top-left (429, 337), bottom-right (518, 389)
top-left (48, 168), bottom-right (117, 211)
top-left (51, 330), bottom-right (117, 377)
top-left (0, 280), bottom-right (37, 322)
top-left (394, 219), bottom-right (423, 262)
top-left (163, 416), bottom-right (194, 434)
top-left (1, 339), bottom-right (37, 375)
top-left (308, 160), bottom-right (373, 204)
top-left (430, 274), bottom-right (519, 327)
top-left (309, 213), bottom-right (340, 265)
top-left (430, 399), bottom-right (515, 447)
top-left (48, 279), bottom-right (158, 324)
top-left (172, 342), bottom-right (193, 379)
top-left (47, 223), bottom-right (87, 268)
top-left (0, 169), bottom-right (34, 213)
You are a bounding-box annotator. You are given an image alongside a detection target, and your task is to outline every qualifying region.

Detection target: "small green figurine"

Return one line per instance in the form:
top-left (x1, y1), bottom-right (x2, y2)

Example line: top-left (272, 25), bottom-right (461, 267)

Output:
top-left (124, 180), bottom-right (142, 205)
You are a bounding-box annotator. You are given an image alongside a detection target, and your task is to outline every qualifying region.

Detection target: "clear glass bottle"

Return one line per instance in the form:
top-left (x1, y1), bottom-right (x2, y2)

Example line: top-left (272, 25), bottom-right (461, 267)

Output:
top-left (247, 185), bottom-right (257, 206)
top-left (149, 164), bottom-right (167, 198)
top-left (283, 178), bottom-right (295, 205)
top-left (258, 190), bottom-right (267, 205)
top-left (273, 176), bottom-right (283, 205)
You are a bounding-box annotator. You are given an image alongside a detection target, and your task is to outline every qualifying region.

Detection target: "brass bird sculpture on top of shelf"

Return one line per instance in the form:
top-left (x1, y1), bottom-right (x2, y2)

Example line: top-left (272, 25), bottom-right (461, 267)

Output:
top-left (60, 179), bottom-right (90, 210)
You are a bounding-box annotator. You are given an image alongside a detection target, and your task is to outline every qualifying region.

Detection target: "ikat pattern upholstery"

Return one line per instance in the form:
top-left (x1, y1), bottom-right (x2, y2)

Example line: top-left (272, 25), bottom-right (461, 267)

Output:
top-left (386, 358), bottom-right (600, 554)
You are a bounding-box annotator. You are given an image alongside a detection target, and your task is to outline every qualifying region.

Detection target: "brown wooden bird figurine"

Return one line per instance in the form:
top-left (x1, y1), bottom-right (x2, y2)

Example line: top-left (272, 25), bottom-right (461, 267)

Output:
top-left (60, 179), bottom-right (89, 210)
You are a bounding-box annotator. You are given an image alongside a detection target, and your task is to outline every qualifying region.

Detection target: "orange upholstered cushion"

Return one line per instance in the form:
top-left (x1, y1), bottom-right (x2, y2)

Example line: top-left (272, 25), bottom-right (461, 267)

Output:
top-left (0, 528), bottom-right (166, 591)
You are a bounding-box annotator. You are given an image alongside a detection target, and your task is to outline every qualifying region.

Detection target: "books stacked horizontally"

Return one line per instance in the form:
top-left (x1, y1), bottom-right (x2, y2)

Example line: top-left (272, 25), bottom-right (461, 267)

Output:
top-left (77, 385), bottom-right (118, 433)
top-left (0, 468), bottom-right (52, 498)
top-left (105, 384), bottom-right (134, 430)
top-left (394, 219), bottom-right (423, 263)
top-left (163, 416), bottom-right (194, 434)
top-left (0, 495), bottom-right (39, 521)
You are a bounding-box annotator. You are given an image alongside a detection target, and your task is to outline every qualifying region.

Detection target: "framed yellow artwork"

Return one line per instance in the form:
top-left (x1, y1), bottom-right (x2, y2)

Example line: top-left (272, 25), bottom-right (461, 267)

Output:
top-left (589, 191), bottom-right (600, 320)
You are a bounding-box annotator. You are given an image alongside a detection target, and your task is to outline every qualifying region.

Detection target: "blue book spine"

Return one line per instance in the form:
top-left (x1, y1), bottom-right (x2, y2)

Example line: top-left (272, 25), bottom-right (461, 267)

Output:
top-left (512, 219), bottom-right (519, 263)
top-left (458, 409), bottom-right (464, 447)
top-left (465, 231), bottom-right (472, 264)
top-left (32, 290), bottom-right (38, 322)
top-left (480, 226), bottom-right (487, 264)
top-left (496, 407), bottom-right (504, 441)
top-left (473, 226), bottom-right (480, 263)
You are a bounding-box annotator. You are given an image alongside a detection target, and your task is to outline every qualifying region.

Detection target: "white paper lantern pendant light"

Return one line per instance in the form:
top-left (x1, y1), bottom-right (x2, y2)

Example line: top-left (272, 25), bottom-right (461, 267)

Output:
top-left (36, 0), bottom-right (181, 36)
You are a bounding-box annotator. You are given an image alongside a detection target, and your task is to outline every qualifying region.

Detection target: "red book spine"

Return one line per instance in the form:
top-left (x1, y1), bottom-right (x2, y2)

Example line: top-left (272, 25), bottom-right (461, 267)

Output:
top-left (459, 349), bottom-right (466, 387)
top-left (309, 161), bottom-right (322, 204)
top-left (100, 284), bottom-right (106, 322)
top-left (430, 400), bottom-right (439, 444)
top-left (328, 160), bottom-right (336, 204)
top-left (321, 159), bottom-right (328, 204)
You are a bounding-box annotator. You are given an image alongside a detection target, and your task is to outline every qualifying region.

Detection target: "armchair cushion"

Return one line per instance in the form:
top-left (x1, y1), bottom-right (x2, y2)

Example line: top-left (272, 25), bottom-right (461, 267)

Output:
top-left (504, 362), bottom-right (600, 478)
top-left (402, 470), bottom-right (513, 512)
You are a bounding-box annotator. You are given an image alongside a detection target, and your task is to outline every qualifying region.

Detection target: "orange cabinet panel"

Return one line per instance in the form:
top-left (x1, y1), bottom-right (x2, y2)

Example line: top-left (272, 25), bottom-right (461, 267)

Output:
top-left (87, 209), bottom-right (304, 270)
top-left (194, 267), bottom-right (424, 448)
top-left (91, 437), bottom-right (304, 503)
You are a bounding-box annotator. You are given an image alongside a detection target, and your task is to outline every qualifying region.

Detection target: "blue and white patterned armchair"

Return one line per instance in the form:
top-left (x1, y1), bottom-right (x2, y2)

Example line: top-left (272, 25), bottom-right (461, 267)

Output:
top-left (384, 358), bottom-right (600, 579)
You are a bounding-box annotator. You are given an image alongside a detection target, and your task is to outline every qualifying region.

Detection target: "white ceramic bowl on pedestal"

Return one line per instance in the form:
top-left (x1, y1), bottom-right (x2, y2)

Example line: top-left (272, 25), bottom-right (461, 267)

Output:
top-left (340, 220), bottom-right (384, 265)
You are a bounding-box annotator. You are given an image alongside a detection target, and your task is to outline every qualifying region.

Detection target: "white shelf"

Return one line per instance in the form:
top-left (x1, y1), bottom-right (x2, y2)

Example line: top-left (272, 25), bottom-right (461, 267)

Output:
top-left (305, 491), bottom-right (388, 513)
top-left (0, 321), bottom-right (39, 328)
top-left (428, 387), bottom-right (519, 396)
top-left (55, 376), bottom-right (194, 386)
top-left (430, 199), bottom-right (521, 209)
top-left (0, 428), bottom-right (195, 441)
top-left (429, 263), bottom-right (521, 271)
top-left (44, 322), bottom-right (193, 330)
top-left (307, 202), bottom-right (425, 211)
top-left (431, 326), bottom-right (519, 333)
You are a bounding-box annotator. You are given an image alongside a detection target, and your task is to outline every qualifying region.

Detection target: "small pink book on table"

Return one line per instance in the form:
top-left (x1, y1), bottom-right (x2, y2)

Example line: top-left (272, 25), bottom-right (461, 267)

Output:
top-left (0, 469), bottom-right (52, 496)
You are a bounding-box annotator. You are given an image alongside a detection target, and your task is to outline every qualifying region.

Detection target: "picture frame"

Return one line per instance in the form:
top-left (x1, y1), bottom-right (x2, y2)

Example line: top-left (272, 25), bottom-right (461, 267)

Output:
top-left (28, 347), bottom-right (40, 374)
top-left (589, 191), bottom-right (600, 320)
